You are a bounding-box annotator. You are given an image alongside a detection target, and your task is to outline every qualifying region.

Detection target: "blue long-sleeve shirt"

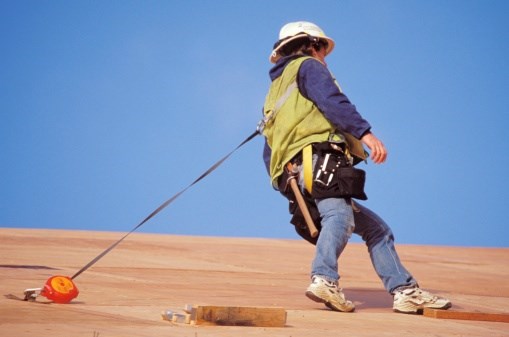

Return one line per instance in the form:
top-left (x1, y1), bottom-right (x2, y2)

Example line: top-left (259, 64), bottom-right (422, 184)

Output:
top-left (263, 55), bottom-right (371, 174)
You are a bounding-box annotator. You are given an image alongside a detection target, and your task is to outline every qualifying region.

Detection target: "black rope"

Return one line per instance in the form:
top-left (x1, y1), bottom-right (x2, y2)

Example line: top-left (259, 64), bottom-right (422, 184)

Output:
top-left (71, 130), bottom-right (260, 280)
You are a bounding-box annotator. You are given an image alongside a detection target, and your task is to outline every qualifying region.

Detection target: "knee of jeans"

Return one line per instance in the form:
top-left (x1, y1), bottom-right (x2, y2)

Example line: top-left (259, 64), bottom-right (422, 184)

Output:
top-left (363, 226), bottom-right (393, 249)
top-left (322, 212), bottom-right (355, 237)
top-left (342, 217), bottom-right (356, 237)
top-left (346, 219), bottom-right (355, 236)
top-left (343, 221), bottom-right (355, 238)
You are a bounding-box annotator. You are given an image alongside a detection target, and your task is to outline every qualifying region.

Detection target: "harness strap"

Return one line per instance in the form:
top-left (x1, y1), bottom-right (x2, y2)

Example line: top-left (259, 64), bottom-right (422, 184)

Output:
top-left (303, 144), bottom-right (313, 194)
top-left (259, 81), bottom-right (298, 133)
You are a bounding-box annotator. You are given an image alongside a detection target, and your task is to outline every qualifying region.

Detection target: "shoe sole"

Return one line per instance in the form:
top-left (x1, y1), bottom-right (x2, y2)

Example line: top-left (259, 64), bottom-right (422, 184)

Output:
top-left (393, 302), bottom-right (452, 315)
top-left (305, 290), bottom-right (355, 312)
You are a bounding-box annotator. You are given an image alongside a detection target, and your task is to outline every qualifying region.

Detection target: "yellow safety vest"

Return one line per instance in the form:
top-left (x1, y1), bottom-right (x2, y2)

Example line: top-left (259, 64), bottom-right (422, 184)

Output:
top-left (262, 56), bottom-right (367, 189)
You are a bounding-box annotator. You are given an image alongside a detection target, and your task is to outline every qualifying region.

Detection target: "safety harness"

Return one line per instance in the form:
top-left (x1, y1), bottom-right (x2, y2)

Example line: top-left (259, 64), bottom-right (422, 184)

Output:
top-left (260, 56), bottom-right (367, 193)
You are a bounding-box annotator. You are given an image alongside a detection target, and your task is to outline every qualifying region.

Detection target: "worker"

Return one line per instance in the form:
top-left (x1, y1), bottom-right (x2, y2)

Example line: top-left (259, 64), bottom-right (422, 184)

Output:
top-left (260, 21), bottom-right (452, 314)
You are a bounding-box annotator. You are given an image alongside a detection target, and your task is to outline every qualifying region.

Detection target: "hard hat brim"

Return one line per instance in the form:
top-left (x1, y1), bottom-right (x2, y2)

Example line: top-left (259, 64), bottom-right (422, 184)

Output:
top-left (269, 34), bottom-right (335, 63)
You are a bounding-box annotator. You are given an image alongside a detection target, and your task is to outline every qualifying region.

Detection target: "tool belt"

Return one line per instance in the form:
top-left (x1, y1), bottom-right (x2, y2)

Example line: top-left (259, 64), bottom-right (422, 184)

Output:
top-left (277, 141), bottom-right (368, 245)
top-left (310, 142), bottom-right (368, 201)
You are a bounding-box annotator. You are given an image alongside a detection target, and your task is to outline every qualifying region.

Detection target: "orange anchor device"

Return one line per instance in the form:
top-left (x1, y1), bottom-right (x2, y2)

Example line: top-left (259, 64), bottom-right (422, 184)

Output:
top-left (24, 275), bottom-right (79, 304)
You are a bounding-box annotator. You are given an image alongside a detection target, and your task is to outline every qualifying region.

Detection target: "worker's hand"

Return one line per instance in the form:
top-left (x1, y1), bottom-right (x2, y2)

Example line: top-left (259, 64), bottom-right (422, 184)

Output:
top-left (361, 132), bottom-right (387, 164)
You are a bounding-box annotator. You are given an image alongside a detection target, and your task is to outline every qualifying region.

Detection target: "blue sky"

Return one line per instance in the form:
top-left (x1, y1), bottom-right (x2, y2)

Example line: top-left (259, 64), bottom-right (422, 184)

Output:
top-left (1, 0), bottom-right (508, 247)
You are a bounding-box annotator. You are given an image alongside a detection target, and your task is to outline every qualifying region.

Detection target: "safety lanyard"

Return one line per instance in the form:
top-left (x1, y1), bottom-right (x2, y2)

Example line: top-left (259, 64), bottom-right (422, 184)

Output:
top-left (71, 129), bottom-right (260, 280)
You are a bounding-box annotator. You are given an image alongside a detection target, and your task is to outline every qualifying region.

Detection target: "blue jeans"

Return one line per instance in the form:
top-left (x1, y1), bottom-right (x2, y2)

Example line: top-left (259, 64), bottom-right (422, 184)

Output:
top-left (312, 197), bottom-right (417, 294)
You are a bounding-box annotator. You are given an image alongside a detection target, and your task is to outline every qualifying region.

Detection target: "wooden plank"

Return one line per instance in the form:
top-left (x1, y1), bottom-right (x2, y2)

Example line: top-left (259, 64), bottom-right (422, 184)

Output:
top-left (423, 308), bottom-right (509, 323)
top-left (194, 305), bottom-right (287, 327)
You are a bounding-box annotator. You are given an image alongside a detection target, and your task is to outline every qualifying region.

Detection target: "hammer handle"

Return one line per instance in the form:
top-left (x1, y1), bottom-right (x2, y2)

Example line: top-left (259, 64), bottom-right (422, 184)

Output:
top-left (288, 177), bottom-right (319, 238)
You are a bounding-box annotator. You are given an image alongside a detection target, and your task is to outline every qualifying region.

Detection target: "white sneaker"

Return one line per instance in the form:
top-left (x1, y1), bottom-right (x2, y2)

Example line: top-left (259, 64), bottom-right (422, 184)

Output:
top-left (393, 286), bottom-right (452, 314)
top-left (305, 276), bottom-right (355, 312)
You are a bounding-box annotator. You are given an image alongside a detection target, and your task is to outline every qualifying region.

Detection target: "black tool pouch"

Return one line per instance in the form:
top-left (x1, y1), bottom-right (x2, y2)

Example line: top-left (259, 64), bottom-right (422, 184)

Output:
top-left (289, 195), bottom-right (321, 245)
top-left (277, 165), bottom-right (322, 245)
top-left (311, 143), bottom-right (368, 200)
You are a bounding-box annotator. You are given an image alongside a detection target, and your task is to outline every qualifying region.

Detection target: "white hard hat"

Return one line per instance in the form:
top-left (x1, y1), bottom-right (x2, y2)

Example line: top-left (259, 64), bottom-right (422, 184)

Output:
top-left (270, 21), bottom-right (335, 63)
